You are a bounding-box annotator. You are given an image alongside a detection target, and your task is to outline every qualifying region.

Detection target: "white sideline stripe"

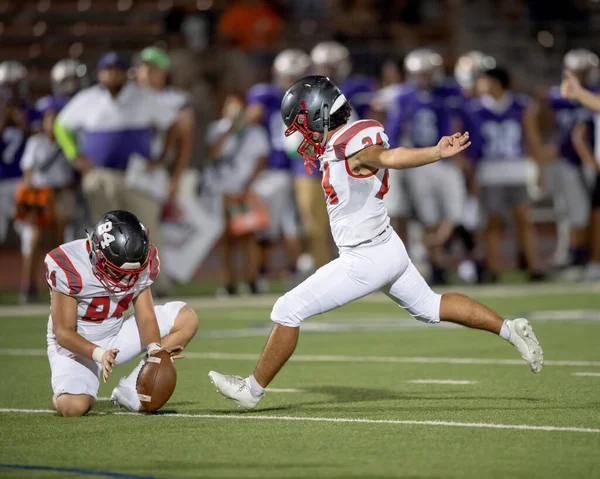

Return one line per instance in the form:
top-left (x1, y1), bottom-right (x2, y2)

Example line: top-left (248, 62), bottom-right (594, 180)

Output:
top-left (572, 372), bottom-right (600, 377)
top-left (408, 379), bottom-right (477, 385)
top-left (2, 348), bottom-right (600, 367)
top-left (1, 408), bottom-right (595, 434)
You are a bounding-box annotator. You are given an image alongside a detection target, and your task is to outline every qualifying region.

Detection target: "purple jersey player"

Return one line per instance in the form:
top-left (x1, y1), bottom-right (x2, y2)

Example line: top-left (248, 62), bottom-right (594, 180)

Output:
top-left (547, 49), bottom-right (599, 271)
top-left (468, 66), bottom-right (545, 282)
top-left (0, 60), bottom-right (33, 243)
top-left (310, 41), bottom-right (375, 119)
top-left (386, 48), bottom-right (468, 285)
top-left (245, 49), bottom-right (311, 278)
top-left (246, 83), bottom-right (290, 171)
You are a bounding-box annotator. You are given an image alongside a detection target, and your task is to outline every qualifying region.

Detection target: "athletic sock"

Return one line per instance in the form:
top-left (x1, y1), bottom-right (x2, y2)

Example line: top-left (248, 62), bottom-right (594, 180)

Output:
top-left (499, 320), bottom-right (511, 342)
top-left (570, 246), bottom-right (588, 267)
top-left (121, 359), bottom-right (145, 389)
top-left (248, 374), bottom-right (265, 398)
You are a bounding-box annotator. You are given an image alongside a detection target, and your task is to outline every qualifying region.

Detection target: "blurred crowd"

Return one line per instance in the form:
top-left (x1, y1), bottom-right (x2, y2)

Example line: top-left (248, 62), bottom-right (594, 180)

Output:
top-left (2, 0), bottom-right (600, 302)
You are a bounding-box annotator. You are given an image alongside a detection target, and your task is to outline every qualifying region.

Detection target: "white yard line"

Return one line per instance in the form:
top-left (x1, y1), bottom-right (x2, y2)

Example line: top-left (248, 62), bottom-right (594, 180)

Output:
top-left (3, 282), bottom-right (600, 318)
top-left (0, 407), bottom-right (597, 433)
top-left (1, 348), bottom-right (599, 367)
top-left (571, 372), bottom-right (600, 377)
top-left (408, 379), bottom-right (477, 385)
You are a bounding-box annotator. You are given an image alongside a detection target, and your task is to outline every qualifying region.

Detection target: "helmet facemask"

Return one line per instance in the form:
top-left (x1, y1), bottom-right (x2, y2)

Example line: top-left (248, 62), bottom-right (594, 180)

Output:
top-left (88, 232), bottom-right (148, 293)
top-left (284, 100), bottom-right (329, 173)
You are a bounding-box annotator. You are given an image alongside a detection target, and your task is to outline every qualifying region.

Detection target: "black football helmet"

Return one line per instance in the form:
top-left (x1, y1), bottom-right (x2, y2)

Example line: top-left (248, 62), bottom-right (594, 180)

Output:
top-left (88, 210), bottom-right (150, 293)
top-left (281, 75), bottom-right (346, 165)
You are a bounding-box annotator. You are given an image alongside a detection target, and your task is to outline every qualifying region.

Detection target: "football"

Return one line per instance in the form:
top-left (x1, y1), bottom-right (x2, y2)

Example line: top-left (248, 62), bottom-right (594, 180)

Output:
top-left (136, 350), bottom-right (177, 413)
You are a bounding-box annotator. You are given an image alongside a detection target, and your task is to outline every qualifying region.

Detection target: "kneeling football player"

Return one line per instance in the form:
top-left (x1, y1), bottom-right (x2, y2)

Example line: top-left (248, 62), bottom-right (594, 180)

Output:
top-left (45, 210), bottom-right (198, 417)
top-left (209, 76), bottom-right (544, 410)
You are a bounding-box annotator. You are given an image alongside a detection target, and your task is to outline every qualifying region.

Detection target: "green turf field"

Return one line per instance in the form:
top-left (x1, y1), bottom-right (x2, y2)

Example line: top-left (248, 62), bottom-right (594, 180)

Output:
top-left (1, 284), bottom-right (599, 478)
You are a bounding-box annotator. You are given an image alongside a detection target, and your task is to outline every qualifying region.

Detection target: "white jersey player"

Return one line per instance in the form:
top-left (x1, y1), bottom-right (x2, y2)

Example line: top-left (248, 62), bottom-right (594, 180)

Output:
top-left (45, 210), bottom-right (198, 417)
top-left (208, 75), bottom-right (544, 410)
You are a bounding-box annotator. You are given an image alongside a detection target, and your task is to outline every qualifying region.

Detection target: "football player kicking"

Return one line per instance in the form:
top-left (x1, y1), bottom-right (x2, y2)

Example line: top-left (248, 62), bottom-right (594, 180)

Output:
top-left (209, 76), bottom-right (544, 410)
top-left (45, 210), bottom-right (198, 417)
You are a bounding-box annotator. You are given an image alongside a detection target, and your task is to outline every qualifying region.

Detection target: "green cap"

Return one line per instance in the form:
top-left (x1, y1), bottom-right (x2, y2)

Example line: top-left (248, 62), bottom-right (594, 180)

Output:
top-left (139, 46), bottom-right (170, 70)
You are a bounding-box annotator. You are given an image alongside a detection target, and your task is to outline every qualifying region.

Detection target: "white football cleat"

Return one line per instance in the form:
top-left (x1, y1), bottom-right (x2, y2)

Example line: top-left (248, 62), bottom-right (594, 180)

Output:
top-left (110, 380), bottom-right (143, 412)
top-left (506, 318), bottom-right (544, 373)
top-left (208, 371), bottom-right (263, 410)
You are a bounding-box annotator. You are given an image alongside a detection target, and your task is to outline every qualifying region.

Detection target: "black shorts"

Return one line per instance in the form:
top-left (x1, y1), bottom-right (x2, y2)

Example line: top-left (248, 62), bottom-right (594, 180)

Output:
top-left (594, 173), bottom-right (600, 209)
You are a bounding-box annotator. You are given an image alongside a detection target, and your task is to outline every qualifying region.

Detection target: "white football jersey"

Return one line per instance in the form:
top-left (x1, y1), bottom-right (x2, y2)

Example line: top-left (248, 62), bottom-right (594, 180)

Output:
top-left (319, 119), bottom-right (391, 248)
top-left (44, 239), bottom-right (159, 342)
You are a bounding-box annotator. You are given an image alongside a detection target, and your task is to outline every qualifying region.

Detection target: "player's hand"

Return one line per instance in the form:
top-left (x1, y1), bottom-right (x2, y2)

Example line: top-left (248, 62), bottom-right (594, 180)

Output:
top-left (101, 349), bottom-right (119, 383)
top-left (149, 345), bottom-right (185, 360)
top-left (147, 158), bottom-right (164, 171)
top-left (74, 155), bottom-right (93, 174)
top-left (437, 132), bottom-right (471, 159)
top-left (561, 71), bottom-right (583, 101)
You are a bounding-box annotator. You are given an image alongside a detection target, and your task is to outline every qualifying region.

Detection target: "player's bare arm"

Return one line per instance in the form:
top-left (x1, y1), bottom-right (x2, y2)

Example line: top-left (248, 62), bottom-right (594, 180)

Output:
top-left (572, 121), bottom-right (598, 170)
top-left (523, 100), bottom-right (546, 165)
top-left (169, 107), bottom-right (195, 199)
top-left (132, 287), bottom-right (162, 352)
top-left (352, 131), bottom-right (471, 171)
top-left (562, 70), bottom-right (600, 111)
top-left (132, 287), bottom-right (184, 358)
top-left (50, 290), bottom-right (119, 383)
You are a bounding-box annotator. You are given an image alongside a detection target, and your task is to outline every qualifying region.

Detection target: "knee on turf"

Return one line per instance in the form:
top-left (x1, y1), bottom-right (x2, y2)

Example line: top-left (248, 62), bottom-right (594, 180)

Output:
top-left (408, 291), bottom-right (442, 324)
top-left (54, 394), bottom-right (95, 417)
top-left (271, 295), bottom-right (302, 327)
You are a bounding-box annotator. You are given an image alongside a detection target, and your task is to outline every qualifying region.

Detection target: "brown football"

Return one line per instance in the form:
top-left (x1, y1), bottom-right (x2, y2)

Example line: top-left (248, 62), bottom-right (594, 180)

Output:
top-left (136, 350), bottom-right (177, 413)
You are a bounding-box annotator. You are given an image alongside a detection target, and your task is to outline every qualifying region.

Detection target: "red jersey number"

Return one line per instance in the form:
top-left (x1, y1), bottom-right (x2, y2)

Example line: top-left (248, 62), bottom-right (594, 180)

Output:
top-left (375, 170), bottom-right (390, 199)
top-left (82, 293), bottom-right (134, 323)
top-left (45, 263), bottom-right (57, 288)
top-left (361, 132), bottom-right (383, 148)
top-left (322, 162), bottom-right (339, 204)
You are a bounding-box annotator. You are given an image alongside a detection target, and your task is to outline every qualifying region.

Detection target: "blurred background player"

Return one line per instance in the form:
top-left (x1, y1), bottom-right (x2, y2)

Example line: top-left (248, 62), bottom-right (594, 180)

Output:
top-left (277, 49), bottom-right (332, 273)
top-left (544, 49), bottom-right (598, 279)
top-left (453, 50), bottom-right (497, 283)
top-left (54, 52), bottom-right (177, 296)
top-left (136, 46), bottom-right (195, 203)
top-left (17, 96), bottom-right (75, 304)
top-left (371, 58), bottom-right (411, 243)
top-left (454, 51), bottom-right (497, 98)
top-left (311, 41), bottom-right (375, 120)
top-left (0, 61), bottom-right (34, 246)
top-left (468, 67), bottom-right (546, 282)
top-left (50, 59), bottom-right (88, 103)
top-left (245, 49), bottom-right (306, 288)
top-left (386, 48), bottom-right (467, 284)
top-left (205, 94), bottom-right (270, 295)
top-left (561, 68), bottom-right (600, 280)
